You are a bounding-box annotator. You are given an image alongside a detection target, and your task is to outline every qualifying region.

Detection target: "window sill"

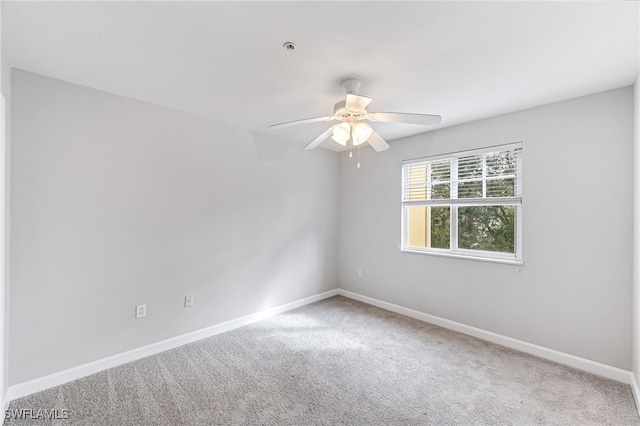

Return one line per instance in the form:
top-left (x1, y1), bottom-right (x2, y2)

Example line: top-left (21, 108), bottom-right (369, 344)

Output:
top-left (401, 248), bottom-right (524, 266)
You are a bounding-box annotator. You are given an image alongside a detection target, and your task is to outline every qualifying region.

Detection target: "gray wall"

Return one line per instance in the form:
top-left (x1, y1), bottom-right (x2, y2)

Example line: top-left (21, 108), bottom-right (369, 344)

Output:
top-left (634, 75), bottom-right (639, 384)
top-left (8, 69), bottom-right (635, 386)
top-left (633, 6), bottom-right (640, 392)
top-left (1, 14), bottom-right (10, 403)
top-left (9, 70), bottom-right (339, 385)
top-left (339, 87), bottom-right (634, 370)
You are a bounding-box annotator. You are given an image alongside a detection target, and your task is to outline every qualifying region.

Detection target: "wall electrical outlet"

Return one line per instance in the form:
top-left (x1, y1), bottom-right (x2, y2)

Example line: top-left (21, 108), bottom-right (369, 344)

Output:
top-left (358, 269), bottom-right (363, 278)
top-left (136, 304), bottom-right (146, 319)
top-left (185, 294), bottom-right (194, 308)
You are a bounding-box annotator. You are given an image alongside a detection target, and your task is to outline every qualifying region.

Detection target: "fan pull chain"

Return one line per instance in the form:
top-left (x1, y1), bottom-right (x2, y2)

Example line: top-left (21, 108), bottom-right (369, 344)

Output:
top-left (357, 143), bottom-right (360, 169)
top-left (349, 138), bottom-right (353, 158)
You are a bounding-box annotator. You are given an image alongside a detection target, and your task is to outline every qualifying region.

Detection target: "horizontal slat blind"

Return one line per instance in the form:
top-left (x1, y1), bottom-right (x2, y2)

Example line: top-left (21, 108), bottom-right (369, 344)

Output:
top-left (402, 159), bottom-right (451, 202)
top-left (402, 143), bottom-right (522, 205)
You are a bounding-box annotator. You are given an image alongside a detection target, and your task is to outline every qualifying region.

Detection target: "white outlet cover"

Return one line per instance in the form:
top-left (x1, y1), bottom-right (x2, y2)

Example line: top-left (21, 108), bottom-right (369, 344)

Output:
top-left (136, 304), bottom-right (146, 319)
top-left (185, 295), bottom-right (194, 307)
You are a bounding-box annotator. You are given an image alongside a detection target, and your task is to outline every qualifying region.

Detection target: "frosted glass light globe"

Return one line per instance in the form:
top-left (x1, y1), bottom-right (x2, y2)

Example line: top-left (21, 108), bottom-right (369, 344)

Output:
top-left (331, 122), bottom-right (351, 145)
top-left (352, 122), bottom-right (373, 146)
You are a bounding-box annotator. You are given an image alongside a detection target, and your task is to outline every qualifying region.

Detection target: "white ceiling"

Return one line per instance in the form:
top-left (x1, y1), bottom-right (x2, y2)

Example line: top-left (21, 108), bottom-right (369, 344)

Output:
top-left (3, 1), bottom-right (639, 151)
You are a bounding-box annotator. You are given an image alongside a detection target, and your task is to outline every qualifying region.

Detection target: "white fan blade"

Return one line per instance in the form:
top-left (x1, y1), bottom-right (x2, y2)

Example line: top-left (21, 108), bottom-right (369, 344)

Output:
top-left (269, 116), bottom-right (337, 130)
top-left (366, 112), bottom-right (441, 126)
top-left (367, 130), bottom-right (390, 152)
top-left (304, 125), bottom-right (337, 150)
top-left (345, 93), bottom-right (372, 112)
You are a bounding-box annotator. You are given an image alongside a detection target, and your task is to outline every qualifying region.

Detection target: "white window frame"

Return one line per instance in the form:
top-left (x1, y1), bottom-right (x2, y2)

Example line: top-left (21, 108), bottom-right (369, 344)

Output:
top-left (401, 142), bottom-right (523, 265)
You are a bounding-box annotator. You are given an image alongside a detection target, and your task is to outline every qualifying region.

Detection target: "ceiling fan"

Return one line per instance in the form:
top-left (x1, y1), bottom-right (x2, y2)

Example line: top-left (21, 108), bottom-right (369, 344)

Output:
top-left (268, 78), bottom-right (442, 152)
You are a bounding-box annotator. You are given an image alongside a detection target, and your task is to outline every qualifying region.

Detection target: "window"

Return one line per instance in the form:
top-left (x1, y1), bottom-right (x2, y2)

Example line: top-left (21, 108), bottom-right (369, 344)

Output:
top-left (401, 143), bottom-right (522, 263)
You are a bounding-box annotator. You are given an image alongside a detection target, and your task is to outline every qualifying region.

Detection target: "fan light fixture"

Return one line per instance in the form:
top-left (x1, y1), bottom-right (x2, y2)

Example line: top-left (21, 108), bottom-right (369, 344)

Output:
top-left (331, 122), bottom-right (375, 146)
top-left (352, 122), bottom-right (373, 145)
top-left (331, 122), bottom-right (351, 145)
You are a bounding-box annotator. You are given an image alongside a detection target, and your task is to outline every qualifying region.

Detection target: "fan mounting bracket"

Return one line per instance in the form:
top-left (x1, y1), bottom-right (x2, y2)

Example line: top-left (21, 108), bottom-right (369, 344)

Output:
top-left (340, 78), bottom-right (362, 94)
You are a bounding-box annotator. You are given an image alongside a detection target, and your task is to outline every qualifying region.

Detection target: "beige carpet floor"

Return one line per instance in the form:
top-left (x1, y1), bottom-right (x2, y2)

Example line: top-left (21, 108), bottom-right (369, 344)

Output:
top-left (5, 295), bottom-right (639, 425)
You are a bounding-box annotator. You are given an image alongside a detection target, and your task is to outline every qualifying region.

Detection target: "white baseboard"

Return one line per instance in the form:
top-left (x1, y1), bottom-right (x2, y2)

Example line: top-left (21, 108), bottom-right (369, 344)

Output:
top-left (6, 287), bottom-right (636, 407)
top-left (6, 289), bottom-right (339, 403)
top-left (631, 373), bottom-right (640, 413)
top-left (337, 289), bottom-right (634, 385)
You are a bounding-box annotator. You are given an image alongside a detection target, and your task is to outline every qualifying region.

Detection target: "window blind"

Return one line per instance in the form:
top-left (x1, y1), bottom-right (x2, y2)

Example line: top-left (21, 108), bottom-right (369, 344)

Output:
top-left (402, 143), bottom-right (522, 207)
